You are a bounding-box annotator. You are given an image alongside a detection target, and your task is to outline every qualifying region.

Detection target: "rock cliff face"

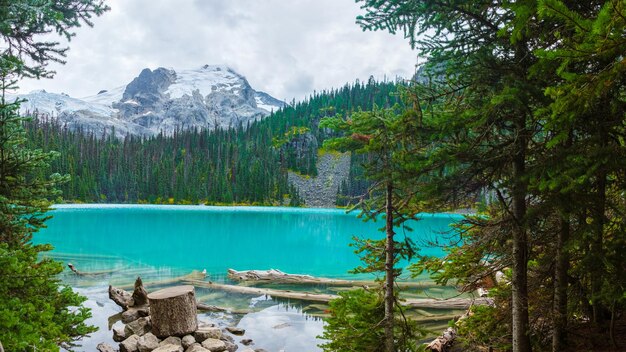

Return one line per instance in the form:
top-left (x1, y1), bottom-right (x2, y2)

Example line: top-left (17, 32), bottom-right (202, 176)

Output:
top-left (288, 152), bottom-right (351, 208)
top-left (10, 65), bottom-right (285, 137)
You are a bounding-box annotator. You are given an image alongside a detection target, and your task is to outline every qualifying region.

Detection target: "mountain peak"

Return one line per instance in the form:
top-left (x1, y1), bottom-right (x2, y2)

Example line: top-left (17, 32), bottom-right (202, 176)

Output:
top-left (14, 65), bottom-right (285, 138)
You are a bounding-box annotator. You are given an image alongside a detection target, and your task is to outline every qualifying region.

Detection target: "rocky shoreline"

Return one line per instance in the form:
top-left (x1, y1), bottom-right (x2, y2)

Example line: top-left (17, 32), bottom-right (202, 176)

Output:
top-left (97, 278), bottom-right (268, 352)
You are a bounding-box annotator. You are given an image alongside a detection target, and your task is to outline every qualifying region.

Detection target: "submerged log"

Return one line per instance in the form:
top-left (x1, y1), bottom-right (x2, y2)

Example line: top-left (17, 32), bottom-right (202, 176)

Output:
top-left (186, 278), bottom-right (492, 309)
top-left (227, 268), bottom-right (433, 288)
top-left (186, 279), bottom-right (337, 303)
top-left (67, 263), bottom-right (118, 276)
top-left (115, 270), bottom-right (206, 291)
top-left (148, 285), bottom-right (198, 338)
top-left (404, 297), bottom-right (493, 310)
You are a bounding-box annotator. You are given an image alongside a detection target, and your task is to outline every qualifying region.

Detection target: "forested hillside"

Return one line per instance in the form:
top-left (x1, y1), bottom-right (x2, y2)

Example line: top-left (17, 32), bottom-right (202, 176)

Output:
top-left (25, 78), bottom-right (400, 205)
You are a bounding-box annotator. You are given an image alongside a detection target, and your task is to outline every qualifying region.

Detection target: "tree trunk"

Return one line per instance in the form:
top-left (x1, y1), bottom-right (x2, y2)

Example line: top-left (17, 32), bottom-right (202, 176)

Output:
top-left (591, 170), bottom-right (606, 324)
top-left (384, 181), bottom-right (395, 352)
top-left (552, 216), bottom-right (569, 351)
top-left (148, 285), bottom-right (198, 338)
top-left (511, 114), bottom-right (531, 352)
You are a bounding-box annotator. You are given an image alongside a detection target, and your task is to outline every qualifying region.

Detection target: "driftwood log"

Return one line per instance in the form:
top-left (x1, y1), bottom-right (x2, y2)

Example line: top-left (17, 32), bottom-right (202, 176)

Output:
top-left (148, 285), bottom-right (198, 338)
top-left (227, 268), bottom-right (433, 288)
top-left (426, 327), bottom-right (457, 352)
top-left (109, 285), bottom-right (133, 310)
top-left (108, 277), bottom-right (148, 310)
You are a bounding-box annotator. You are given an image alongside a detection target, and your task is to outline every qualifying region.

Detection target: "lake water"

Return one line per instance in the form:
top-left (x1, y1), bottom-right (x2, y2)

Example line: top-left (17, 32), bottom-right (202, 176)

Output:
top-left (35, 205), bottom-right (462, 351)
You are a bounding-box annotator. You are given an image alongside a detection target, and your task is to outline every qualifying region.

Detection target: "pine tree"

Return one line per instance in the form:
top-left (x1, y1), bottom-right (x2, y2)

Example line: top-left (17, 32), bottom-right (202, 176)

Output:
top-left (0, 1), bottom-right (108, 350)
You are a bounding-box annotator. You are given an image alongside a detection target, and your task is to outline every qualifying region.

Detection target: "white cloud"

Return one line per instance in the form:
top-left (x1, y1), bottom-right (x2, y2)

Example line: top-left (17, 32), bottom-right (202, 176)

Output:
top-left (17, 0), bottom-right (416, 101)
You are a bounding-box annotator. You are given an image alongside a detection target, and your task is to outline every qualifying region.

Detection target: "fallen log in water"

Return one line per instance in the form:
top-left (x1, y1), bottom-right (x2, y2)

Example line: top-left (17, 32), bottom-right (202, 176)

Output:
top-left (185, 279), bottom-right (337, 303)
top-left (185, 278), bottom-right (493, 309)
top-left (116, 271), bottom-right (206, 291)
top-left (67, 263), bottom-right (119, 276)
top-left (403, 297), bottom-right (493, 310)
top-left (227, 268), bottom-right (436, 289)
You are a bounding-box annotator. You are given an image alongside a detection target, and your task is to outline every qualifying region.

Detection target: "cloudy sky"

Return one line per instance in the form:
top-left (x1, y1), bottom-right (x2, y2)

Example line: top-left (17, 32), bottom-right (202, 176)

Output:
top-left (18, 0), bottom-right (417, 102)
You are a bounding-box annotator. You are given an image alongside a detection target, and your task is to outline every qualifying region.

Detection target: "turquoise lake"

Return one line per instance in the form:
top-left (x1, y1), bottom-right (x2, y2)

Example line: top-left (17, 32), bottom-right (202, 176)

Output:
top-left (35, 205), bottom-right (463, 351)
top-left (37, 205), bottom-right (461, 279)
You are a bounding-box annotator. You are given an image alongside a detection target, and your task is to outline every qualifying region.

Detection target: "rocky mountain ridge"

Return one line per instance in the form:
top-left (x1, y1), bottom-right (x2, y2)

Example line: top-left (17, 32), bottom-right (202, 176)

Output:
top-left (10, 65), bottom-right (285, 137)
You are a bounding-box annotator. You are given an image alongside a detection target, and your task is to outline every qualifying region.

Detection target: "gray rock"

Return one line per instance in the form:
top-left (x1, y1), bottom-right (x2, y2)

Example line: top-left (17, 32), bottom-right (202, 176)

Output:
top-left (97, 342), bottom-right (116, 352)
top-left (122, 306), bottom-right (150, 323)
top-left (138, 332), bottom-right (160, 352)
top-left (182, 335), bottom-right (196, 349)
top-left (159, 336), bottom-right (182, 347)
top-left (113, 325), bottom-right (127, 342)
top-left (186, 343), bottom-right (210, 352)
top-left (120, 334), bottom-right (140, 352)
top-left (125, 316), bottom-right (152, 337)
top-left (224, 327), bottom-right (245, 336)
top-left (200, 338), bottom-right (227, 352)
top-left (241, 349), bottom-right (255, 352)
top-left (219, 335), bottom-right (234, 343)
top-left (152, 344), bottom-right (183, 352)
top-left (287, 152), bottom-right (350, 208)
top-left (240, 339), bottom-right (253, 346)
top-left (194, 327), bottom-right (222, 342)
top-left (223, 341), bottom-right (237, 352)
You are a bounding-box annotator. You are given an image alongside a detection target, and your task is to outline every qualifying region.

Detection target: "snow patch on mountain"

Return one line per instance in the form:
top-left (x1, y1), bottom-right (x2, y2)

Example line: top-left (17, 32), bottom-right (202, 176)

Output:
top-left (165, 65), bottom-right (244, 99)
top-left (13, 65), bottom-right (285, 137)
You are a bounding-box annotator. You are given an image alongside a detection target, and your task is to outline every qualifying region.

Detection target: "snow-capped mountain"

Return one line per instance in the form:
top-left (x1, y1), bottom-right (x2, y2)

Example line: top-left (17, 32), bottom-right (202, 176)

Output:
top-left (9, 65), bottom-right (285, 137)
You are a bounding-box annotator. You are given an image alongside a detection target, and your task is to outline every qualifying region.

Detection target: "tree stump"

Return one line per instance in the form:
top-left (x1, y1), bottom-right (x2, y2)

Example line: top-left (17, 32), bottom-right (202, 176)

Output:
top-left (148, 285), bottom-right (198, 338)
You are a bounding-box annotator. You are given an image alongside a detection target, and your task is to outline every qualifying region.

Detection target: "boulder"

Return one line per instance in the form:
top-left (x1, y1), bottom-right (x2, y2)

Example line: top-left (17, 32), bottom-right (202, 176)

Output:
top-left (225, 327), bottom-right (245, 336)
top-left (122, 306), bottom-right (150, 323)
top-left (240, 339), bottom-right (253, 346)
top-left (125, 317), bottom-right (152, 337)
top-left (148, 285), bottom-right (198, 338)
top-left (113, 325), bottom-right (127, 342)
top-left (223, 341), bottom-right (237, 352)
top-left (201, 338), bottom-right (227, 352)
top-left (182, 335), bottom-right (196, 349)
top-left (194, 327), bottom-right (222, 342)
top-left (186, 344), bottom-right (210, 352)
top-left (159, 336), bottom-right (182, 347)
top-left (97, 342), bottom-right (116, 352)
top-left (152, 344), bottom-right (183, 352)
top-left (220, 335), bottom-right (234, 343)
top-left (120, 334), bottom-right (140, 352)
top-left (138, 332), bottom-right (160, 352)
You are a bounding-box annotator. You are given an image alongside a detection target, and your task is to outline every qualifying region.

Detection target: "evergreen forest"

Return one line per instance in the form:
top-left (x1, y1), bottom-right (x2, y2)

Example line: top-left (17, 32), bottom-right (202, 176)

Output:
top-left (24, 79), bottom-right (398, 205)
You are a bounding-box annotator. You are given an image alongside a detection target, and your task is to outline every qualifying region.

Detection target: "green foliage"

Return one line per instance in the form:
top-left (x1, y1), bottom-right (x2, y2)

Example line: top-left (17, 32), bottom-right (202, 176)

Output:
top-left (0, 244), bottom-right (96, 351)
top-left (355, 1), bottom-right (626, 351)
top-left (0, 0), bottom-right (110, 78)
top-left (0, 67), bottom-right (96, 350)
top-left (319, 288), bottom-right (424, 352)
top-left (0, 1), bottom-right (107, 350)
